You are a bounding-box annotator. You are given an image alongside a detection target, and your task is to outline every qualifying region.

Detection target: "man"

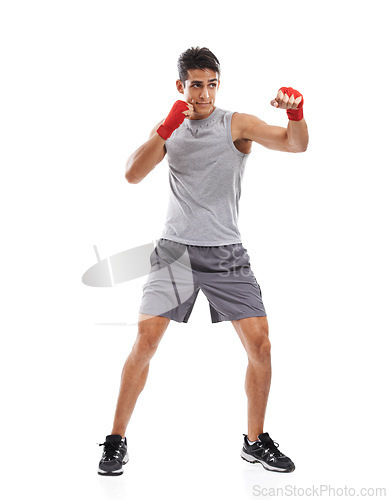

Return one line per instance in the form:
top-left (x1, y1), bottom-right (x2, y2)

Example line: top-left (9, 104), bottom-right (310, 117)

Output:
top-left (97, 46), bottom-right (308, 476)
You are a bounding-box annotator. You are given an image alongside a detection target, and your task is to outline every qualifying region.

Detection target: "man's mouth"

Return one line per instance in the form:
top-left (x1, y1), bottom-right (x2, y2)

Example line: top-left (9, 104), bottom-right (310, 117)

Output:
top-left (196, 102), bottom-right (210, 105)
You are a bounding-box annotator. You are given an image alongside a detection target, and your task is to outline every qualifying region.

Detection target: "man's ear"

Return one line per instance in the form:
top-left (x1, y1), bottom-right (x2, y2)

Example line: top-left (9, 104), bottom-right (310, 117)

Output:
top-left (176, 79), bottom-right (185, 94)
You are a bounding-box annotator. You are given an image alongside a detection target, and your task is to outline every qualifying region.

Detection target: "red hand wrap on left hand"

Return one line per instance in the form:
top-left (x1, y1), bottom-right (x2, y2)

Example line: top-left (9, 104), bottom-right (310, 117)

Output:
top-left (279, 87), bottom-right (304, 121)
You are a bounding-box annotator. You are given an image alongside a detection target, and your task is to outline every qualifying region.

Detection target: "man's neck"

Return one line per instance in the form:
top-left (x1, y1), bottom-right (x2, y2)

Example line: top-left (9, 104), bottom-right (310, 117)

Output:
top-left (189, 105), bottom-right (216, 121)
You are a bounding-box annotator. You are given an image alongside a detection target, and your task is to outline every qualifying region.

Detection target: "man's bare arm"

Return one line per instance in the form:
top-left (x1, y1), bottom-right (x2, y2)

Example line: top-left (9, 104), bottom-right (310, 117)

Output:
top-left (125, 100), bottom-right (194, 184)
top-left (125, 119), bottom-right (167, 184)
top-left (234, 113), bottom-right (308, 153)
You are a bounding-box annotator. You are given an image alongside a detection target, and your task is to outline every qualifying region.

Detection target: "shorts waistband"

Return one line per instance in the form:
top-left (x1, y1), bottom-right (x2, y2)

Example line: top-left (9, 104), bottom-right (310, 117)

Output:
top-left (159, 238), bottom-right (243, 248)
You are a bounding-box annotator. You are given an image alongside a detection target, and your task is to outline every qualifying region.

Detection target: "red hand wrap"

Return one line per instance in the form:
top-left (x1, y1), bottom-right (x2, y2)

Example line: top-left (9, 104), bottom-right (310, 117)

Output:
top-left (279, 87), bottom-right (304, 121)
top-left (157, 100), bottom-right (189, 140)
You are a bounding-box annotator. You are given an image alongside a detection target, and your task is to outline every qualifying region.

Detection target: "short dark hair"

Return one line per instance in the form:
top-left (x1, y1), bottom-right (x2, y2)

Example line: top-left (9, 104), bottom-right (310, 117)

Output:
top-left (177, 46), bottom-right (221, 86)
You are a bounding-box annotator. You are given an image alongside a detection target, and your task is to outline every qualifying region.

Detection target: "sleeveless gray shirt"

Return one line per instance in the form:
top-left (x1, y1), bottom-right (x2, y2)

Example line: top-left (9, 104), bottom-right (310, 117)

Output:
top-left (160, 106), bottom-right (250, 246)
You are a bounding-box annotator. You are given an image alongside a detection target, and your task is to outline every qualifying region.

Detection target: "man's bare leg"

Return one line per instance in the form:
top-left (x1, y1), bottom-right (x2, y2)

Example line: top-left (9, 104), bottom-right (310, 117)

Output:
top-left (231, 316), bottom-right (271, 441)
top-left (111, 313), bottom-right (170, 437)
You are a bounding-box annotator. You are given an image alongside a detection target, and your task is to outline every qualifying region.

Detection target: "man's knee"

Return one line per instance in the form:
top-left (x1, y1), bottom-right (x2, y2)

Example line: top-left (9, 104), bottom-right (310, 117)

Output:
top-left (247, 335), bottom-right (271, 363)
top-left (235, 316), bottom-right (270, 361)
top-left (132, 336), bottom-right (158, 363)
top-left (240, 321), bottom-right (271, 363)
top-left (132, 315), bottom-right (170, 362)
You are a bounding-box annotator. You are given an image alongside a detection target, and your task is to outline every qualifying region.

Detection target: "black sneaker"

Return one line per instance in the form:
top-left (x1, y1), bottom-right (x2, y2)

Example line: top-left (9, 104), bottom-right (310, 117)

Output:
top-left (98, 434), bottom-right (129, 476)
top-left (241, 432), bottom-right (295, 473)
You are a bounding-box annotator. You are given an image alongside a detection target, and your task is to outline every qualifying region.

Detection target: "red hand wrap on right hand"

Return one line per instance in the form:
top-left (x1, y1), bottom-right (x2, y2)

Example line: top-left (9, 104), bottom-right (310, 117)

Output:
top-left (157, 100), bottom-right (189, 140)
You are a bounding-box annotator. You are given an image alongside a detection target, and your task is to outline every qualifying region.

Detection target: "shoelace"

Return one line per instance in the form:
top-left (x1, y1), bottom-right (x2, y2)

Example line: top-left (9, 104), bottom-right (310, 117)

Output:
top-left (260, 439), bottom-right (284, 458)
top-left (98, 441), bottom-right (122, 461)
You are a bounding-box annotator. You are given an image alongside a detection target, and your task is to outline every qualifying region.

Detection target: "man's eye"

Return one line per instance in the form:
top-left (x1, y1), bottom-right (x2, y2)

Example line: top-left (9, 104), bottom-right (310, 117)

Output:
top-left (192, 84), bottom-right (216, 88)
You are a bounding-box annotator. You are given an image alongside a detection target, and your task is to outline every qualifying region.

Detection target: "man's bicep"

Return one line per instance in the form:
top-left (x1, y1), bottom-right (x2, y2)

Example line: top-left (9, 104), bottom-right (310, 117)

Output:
top-left (239, 113), bottom-right (292, 153)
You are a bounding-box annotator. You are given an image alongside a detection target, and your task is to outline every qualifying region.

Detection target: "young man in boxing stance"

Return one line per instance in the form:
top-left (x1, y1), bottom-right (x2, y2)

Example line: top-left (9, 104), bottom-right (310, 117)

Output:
top-left (98, 47), bottom-right (308, 475)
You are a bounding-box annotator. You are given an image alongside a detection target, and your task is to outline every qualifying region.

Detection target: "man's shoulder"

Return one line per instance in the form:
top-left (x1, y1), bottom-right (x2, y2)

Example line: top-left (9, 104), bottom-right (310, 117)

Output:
top-left (229, 111), bottom-right (247, 139)
top-left (228, 110), bottom-right (249, 128)
top-left (229, 111), bottom-right (265, 141)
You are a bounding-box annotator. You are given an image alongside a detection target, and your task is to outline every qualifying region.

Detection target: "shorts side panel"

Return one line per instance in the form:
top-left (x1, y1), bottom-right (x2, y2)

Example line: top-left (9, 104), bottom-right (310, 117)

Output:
top-left (194, 243), bottom-right (267, 323)
top-left (138, 241), bottom-right (200, 323)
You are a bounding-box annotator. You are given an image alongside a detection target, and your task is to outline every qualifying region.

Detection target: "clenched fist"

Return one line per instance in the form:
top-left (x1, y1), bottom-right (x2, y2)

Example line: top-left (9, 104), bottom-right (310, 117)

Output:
top-left (157, 100), bottom-right (193, 140)
top-left (271, 87), bottom-right (304, 121)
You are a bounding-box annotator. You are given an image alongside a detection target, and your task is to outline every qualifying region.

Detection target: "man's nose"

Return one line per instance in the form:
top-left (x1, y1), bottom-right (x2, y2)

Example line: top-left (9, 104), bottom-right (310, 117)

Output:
top-left (199, 88), bottom-right (209, 100)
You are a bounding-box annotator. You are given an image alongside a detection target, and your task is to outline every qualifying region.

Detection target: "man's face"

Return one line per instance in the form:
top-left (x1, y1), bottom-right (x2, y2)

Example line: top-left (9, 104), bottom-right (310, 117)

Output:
top-left (176, 68), bottom-right (220, 120)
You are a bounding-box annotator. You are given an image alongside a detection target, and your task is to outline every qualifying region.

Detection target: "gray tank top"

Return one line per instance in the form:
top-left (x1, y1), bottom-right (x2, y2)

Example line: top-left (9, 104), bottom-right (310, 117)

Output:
top-left (160, 106), bottom-right (250, 246)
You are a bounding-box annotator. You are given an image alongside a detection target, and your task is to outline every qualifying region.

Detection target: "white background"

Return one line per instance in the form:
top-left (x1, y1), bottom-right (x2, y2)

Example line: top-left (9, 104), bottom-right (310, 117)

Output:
top-left (1, 0), bottom-right (386, 498)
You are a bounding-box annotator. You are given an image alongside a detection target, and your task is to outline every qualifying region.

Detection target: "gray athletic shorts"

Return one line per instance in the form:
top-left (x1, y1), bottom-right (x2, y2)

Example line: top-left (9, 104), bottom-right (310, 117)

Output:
top-left (139, 238), bottom-right (266, 323)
